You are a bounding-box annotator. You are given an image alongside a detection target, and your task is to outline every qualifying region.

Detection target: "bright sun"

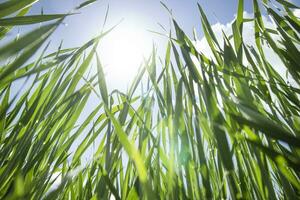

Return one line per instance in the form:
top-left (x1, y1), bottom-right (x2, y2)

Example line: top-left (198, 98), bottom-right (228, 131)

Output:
top-left (98, 22), bottom-right (152, 91)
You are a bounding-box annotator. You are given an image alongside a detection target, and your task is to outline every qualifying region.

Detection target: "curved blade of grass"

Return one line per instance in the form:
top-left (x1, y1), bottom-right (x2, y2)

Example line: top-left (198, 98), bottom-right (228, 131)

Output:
top-left (0, 14), bottom-right (73, 26)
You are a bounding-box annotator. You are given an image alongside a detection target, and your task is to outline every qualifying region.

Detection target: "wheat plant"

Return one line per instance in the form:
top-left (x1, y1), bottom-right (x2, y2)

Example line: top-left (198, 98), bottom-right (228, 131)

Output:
top-left (0, 0), bottom-right (299, 199)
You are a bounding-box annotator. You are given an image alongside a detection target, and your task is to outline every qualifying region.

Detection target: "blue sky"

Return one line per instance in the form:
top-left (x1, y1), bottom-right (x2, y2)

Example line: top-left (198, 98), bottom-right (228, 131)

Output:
top-left (28, 0), bottom-right (253, 49)
top-left (3, 0), bottom-right (257, 102)
top-left (6, 0), bottom-right (298, 92)
top-left (23, 0), bottom-right (254, 91)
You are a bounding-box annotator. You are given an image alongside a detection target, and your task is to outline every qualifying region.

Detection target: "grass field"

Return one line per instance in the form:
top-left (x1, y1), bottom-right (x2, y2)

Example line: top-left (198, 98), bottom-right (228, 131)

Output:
top-left (0, 0), bottom-right (300, 199)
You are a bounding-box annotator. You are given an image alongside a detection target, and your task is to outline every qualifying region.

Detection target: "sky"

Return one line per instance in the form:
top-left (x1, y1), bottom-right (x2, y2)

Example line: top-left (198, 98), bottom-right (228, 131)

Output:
top-left (30, 0), bottom-right (253, 46)
top-left (4, 0), bottom-right (299, 108)
top-left (21, 0), bottom-right (255, 91)
top-left (4, 0), bottom-right (300, 92)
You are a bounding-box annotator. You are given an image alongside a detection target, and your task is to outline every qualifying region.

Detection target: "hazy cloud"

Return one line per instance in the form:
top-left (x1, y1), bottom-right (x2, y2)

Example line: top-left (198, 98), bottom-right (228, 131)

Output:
top-left (194, 11), bottom-right (287, 78)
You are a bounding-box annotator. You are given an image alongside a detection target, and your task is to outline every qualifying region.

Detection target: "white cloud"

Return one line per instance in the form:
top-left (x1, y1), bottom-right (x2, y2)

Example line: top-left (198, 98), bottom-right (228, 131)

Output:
top-left (293, 9), bottom-right (300, 18)
top-left (194, 11), bottom-right (287, 79)
top-left (49, 172), bottom-right (62, 189)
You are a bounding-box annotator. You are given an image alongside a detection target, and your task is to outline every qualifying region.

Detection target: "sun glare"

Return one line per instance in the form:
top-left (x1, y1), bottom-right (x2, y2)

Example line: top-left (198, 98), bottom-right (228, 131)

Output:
top-left (98, 23), bottom-right (152, 90)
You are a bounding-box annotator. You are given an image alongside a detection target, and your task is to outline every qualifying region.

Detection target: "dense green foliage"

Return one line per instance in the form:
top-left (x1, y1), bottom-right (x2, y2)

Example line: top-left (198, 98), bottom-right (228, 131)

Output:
top-left (0, 0), bottom-right (300, 199)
